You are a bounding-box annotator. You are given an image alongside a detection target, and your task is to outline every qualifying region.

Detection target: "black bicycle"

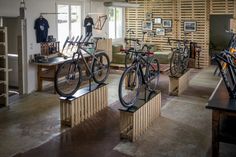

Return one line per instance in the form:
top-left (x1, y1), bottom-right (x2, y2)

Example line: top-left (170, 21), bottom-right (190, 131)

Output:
top-left (168, 35), bottom-right (190, 77)
top-left (118, 49), bottom-right (160, 108)
top-left (214, 50), bottom-right (236, 98)
top-left (54, 34), bottom-right (110, 97)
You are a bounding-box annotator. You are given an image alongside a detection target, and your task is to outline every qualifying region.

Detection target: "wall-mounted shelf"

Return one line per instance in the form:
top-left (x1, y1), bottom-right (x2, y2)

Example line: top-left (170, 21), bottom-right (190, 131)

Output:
top-left (0, 27), bottom-right (8, 106)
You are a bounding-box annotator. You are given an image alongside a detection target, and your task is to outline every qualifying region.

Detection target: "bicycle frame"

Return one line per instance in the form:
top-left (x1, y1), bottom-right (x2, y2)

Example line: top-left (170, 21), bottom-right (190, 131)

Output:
top-left (131, 53), bottom-right (155, 85)
top-left (215, 51), bottom-right (236, 98)
top-left (72, 46), bottom-right (102, 79)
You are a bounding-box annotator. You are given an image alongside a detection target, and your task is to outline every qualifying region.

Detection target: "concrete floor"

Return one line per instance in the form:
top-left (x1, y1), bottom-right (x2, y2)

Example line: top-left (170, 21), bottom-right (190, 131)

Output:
top-left (0, 67), bottom-right (236, 157)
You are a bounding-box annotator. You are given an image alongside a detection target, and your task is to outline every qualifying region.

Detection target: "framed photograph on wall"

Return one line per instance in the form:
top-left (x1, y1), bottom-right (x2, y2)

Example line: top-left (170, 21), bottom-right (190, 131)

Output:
top-left (142, 21), bottom-right (153, 31)
top-left (184, 21), bottom-right (197, 32)
top-left (162, 19), bottom-right (172, 28)
top-left (156, 28), bottom-right (165, 36)
top-left (145, 12), bottom-right (152, 19)
top-left (154, 17), bottom-right (162, 24)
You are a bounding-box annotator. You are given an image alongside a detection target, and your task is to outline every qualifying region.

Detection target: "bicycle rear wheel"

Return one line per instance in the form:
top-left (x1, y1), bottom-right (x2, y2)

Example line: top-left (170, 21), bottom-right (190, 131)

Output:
top-left (181, 47), bottom-right (190, 74)
top-left (170, 50), bottom-right (181, 76)
top-left (54, 60), bottom-right (81, 97)
top-left (147, 57), bottom-right (160, 91)
top-left (92, 52), bottom-right (110, 84)
top-left (118, 65), bottom-right (141, 108)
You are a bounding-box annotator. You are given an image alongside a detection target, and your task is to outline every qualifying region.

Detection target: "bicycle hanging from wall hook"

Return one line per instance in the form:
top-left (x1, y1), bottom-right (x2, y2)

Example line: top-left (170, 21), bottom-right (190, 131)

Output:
top-left (94, 15), bottom-right (107, 30)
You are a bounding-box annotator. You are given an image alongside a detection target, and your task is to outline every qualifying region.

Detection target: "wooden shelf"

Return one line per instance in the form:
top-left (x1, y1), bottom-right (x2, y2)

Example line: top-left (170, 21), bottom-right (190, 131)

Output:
top-left (0, 27), bottom-right (8, 106)
top-left (0, 80), bottom-right (6, 84)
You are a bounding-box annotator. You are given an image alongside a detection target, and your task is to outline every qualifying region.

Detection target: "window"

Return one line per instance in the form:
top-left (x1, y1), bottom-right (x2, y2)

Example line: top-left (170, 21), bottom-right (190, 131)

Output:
top-left (57, 4), bottom-right (82, 48)
top-left (108, 7), bottom-right (123, 40)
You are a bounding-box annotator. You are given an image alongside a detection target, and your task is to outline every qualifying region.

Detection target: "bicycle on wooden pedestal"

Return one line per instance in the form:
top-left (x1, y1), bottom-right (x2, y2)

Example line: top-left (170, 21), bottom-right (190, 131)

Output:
top-left (54, 33), bottom-right (110, 97)
top-left (168, 33), bottom-right (190, 77)
top-left (118, 48), bottom-right (160, 108)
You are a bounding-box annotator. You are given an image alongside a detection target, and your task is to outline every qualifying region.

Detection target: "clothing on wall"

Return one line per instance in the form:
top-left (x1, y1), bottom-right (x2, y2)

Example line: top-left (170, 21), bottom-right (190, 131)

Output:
top-left (34, 17), bottom-right (49, 43)
top-left (84, 16), bottom-right (94, 35)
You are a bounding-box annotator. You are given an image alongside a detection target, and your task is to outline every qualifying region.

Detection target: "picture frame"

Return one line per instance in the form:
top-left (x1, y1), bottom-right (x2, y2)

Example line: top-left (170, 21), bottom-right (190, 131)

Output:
top-left (142, 21), bottom-right (153, 31)
top-left (145, 12), bottom-right (152, 19)
top-left (154, 17), bottom-right (162, 24)
top-left (162, 19), bottom-right (172, 28)
top-left (156, 28), bottom-right (165, 36)
top-left (184, 21), bottom-right (197, 32)
top-left (147, 31), bottom-right (155, 37)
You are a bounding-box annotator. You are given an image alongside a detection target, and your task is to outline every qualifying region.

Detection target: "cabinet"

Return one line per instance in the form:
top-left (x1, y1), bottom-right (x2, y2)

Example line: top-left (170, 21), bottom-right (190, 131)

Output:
top-left (0, 27), bottom-right (8, 106)
top-left (96, 38), bottom-right (112, 61)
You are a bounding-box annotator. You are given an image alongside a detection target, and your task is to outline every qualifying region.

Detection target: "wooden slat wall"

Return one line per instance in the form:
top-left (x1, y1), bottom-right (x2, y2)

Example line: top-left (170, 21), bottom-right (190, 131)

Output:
top-left (126, 0), bottom-right (235, 68)
top-left (177, 0), bottom-right (209, 67)
top-left (210, 0), bottom-right (235, 15)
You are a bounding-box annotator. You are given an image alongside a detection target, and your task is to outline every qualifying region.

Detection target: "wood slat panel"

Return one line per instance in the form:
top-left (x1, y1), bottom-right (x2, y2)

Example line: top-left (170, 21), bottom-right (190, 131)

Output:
top-left (126, 0), bottom-right (235, 68)
top-left (60, 85), bottom-right (108, 127)
top-left (120, 92), bottom-right (161, 142)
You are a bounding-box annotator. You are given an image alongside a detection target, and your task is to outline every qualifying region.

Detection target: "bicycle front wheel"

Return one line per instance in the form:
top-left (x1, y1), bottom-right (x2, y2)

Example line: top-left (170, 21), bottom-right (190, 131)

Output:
top-left (92, 52), bottom-right (110, 84)
top-left (170, 50), bottom-right (181, 76)
top-left (147, 57), bottom-right (160, 91)
top-left (118, 65), bottom-right (141, 108)
top-left (54, 60), bottom-right (81, 97)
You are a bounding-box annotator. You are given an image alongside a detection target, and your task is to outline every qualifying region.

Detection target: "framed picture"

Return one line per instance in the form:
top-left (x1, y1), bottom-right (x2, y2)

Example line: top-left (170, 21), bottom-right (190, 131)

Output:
top-left (154, 17), bottom-right (162, 24)
top-left (163, 20), bottom-right (172, 28)
top-left (147, 31), bottom-right (155, 37)
top-left (156, 28), bottom-right (165, 36)
top-left (145, 12), bottom-right (152, 19)
top-left (184, 21), bottom-right (197, 32)
top-left (142, 21), bottom-right (153, 31)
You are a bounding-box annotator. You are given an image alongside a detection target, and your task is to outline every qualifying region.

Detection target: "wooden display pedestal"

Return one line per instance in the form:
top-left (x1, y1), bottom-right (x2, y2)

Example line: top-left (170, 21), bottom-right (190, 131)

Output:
top-left (120, 91), bottom-right (161, 142)
top-left (169, 70), bottom-right (190, 96)
top-left (60, 83), bottom-right (108, 127)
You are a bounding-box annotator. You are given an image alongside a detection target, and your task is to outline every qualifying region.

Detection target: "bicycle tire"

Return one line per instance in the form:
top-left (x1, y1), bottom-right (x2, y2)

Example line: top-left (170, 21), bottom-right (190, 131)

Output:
top-left (54, 60), bottom-right (81, 97)
top-left (118, 65), bottom-right (141, 108)
top-left (124, 52), bottom-right (133, 68)
top-left (92, 52), bottom-right (110, 84)
top-left (181, 47), bottom-right (190, 74)
top-left (170, 50), bottom-right (180, 76)
top-left (146, 57), bottom-right (160, 91)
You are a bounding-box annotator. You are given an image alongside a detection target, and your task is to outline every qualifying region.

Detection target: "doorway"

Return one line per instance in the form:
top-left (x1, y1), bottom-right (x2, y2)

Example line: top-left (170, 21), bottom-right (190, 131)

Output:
top-left (209, 15), bottom-right (233, 64)
top-left (2, 17), bottom-right (23, 101)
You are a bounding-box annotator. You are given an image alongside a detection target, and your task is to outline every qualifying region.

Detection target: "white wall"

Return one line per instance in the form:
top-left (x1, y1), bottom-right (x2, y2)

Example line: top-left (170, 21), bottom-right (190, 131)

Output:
top-left (0, 0), bottom-right (19, 17)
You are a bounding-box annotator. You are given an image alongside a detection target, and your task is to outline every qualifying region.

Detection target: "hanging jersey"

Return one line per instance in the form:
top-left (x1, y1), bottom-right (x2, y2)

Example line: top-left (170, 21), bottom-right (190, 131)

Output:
top-left (34, 17), bottom-right (49, 43)
top-left (84, 17), bottom-right (94, 34)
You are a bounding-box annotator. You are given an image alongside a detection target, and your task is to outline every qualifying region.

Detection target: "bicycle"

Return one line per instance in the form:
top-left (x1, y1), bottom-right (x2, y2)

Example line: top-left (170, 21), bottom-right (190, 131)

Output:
top-left (124, 31), bottom-right (152, 68)
top-left (213, 31), bottom-right (236, 76)
top-left (54, 34), bottom-right (110, 97)
top-left (214, 50), bottom-right (236, 98)
top-left (168, 34), bottom-right (190, 77)
top-left (118, 49), bottom-right (160, 108)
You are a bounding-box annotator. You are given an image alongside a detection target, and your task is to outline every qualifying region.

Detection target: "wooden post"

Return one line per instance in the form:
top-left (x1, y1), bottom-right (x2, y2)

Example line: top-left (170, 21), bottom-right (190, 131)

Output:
top-left (212, 110), bottom-right (220, 157)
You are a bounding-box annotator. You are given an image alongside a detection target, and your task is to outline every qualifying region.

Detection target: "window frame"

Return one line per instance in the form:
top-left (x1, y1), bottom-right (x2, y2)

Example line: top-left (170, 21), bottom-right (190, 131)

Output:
top-left (108, 7), bottom-right (125, 42)
top-left (56, 2), bottom-right (83, 43)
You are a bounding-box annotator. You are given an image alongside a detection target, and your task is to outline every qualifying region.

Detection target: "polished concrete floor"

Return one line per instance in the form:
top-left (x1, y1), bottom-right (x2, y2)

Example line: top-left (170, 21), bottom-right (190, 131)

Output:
top-left (0, 67), bottom-right (236, 157)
